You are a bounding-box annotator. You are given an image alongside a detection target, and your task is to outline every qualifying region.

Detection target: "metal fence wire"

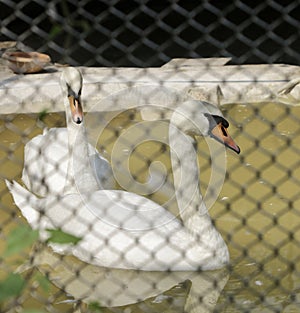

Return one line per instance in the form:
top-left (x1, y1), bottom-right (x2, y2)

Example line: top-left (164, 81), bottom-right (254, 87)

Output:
top-left (1, 0), bottom-right (300, 66)
top-left (1, 1), bottom-right (300, 313)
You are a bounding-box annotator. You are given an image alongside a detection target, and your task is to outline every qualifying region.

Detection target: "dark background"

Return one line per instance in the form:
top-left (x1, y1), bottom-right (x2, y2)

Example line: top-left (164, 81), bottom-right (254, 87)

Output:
top-left (1, 0), bottom-right (300, 67)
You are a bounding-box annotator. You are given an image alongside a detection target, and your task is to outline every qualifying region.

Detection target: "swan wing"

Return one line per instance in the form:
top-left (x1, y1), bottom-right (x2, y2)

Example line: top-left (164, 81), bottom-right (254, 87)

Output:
top-left (88, 150), bottom-right (115, 189)
top-left (7, 183), bottom-right (186, 270)
top-left (82, 190), bottom-right (178, 230)
top-left (22, 128), bottom-right (69, 196)
top-left (46, 190), bottom-right (187, 270)
top-left (6, 181), bottom-right (220, 271)
top-left (23, 128), bottom-right (116, 195)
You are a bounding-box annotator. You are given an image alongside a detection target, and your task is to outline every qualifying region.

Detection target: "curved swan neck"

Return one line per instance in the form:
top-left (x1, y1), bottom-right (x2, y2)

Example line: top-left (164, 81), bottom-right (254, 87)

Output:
top-left (169, 123), bottom-right (208, 221)
top-left (169, 101), bottom-right (211, 137)
top-left (63, 98), bottom-right (99, 194)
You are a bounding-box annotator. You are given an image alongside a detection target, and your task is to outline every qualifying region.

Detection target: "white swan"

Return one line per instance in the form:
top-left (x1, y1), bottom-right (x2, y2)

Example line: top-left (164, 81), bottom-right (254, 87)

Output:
top-left (7, 67), bottom-right (240, 271)
top-left (21, 69), bottom-right (115, 196)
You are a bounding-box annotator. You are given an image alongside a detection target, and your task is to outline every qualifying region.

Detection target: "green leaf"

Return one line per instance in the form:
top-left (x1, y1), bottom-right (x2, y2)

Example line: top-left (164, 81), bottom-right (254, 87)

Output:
top-left (0, 273), bottom-right (26, 302)
top-left (22, 309), bottom-right (46, 313)
top-left (4, 225), bottom-right (39, 257)
top-left (38, 109), bottom-right (48, 121)
top-left (88, 301), bottom-right (103, 312)
top-left (46, 229), bottom-right (82, 245)
top-left (49, 25), bottom-right (62, 40)
top-left (34, 272), bottom-right (50, 292)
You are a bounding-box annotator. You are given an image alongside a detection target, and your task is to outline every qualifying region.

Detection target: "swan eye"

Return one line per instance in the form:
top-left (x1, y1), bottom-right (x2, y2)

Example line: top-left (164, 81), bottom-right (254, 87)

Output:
top-left (205, 114), bottom-right (230, 129)
top-left (214, 116), bottom-right (229, 128)
top-left (67, 83), bottom-right (81, 101)
top-left (222, 120), bottom-right (229, 128)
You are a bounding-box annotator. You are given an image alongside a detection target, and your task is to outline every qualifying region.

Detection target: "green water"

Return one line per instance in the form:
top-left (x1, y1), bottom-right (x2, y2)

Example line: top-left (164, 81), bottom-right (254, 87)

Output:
top-left (1, 102), bottom-right (300, 312)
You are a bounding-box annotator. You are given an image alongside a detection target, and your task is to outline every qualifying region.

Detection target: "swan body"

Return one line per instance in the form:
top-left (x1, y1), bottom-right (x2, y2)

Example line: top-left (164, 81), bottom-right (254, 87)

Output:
top-left (22, 127), bottom-right (114, 196)
top-left (7, 181), bottom-right (228, 271)
top-left (7, 67), bottom-right (240, 271)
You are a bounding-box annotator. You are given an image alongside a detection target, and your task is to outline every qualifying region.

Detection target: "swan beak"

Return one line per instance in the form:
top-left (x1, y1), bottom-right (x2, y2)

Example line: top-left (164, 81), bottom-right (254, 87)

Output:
top-left (68, 95), bottom-right (83, 124)
top-left (211, 123), bottom-right (240, 154)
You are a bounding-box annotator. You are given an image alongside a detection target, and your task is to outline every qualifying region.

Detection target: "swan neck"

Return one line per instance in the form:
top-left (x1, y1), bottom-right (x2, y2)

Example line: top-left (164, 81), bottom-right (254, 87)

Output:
top-left (169, 117), bottom-right (209, 231)
top-left (64, 103), bottom-right (99, 193)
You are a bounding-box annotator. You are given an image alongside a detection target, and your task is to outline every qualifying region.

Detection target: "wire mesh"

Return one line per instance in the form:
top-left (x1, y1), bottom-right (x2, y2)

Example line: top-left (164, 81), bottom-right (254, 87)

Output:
top-left (1, 1), bottom-right (300, 313)
top-left (1, 0), bottom-right (300, 66)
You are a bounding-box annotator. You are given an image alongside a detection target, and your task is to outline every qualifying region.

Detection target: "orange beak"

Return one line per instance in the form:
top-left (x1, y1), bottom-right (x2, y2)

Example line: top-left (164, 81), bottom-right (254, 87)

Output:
top-left (68, 95), bottom-right (83, 124)
top-left (211, 123), bottom-right (240, 154)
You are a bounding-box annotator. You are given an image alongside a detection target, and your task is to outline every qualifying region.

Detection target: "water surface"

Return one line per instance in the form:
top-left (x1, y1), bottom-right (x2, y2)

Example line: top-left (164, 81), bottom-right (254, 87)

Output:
top-left (1, 102), bottom-right (300, 312)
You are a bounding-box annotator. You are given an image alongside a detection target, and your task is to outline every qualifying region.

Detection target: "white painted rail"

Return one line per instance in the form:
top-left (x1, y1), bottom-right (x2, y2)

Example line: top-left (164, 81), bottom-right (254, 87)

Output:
top-left (0, 58), bottom-right (300, 115)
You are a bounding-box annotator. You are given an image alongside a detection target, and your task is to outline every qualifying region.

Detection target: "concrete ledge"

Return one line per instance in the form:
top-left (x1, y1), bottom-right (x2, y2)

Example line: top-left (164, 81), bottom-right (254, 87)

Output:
top-left (1, 58), bottom-right (300, 115)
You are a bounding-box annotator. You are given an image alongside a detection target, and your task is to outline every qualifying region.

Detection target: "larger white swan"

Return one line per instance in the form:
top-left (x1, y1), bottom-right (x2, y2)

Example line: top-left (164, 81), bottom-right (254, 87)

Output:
top-left (7, 67), bottom-right (240, 271)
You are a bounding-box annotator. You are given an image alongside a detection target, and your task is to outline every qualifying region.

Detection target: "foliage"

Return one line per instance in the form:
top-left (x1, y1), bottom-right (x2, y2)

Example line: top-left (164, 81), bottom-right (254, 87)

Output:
top-left (22, 310), bottom-right (46, 313)
top-left (46, 228), bottom-right (82, 245)
top-left (0, 273), bottom-right (26, 302)
top-left (4, 224), bottom-right (39, 257)
top-left (38, 109), bottom-right (48, 122)
top-left (0, 224), bottom-right (82, 311)
top-left (88, 301), bottom-right (103, 312)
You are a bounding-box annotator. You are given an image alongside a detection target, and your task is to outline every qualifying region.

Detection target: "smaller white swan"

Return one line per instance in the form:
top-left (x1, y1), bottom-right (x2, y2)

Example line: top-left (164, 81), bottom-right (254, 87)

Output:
top-left (22, 69), bottom-right (115, 196)
top-left (7, 68), bottom-right (240, 271)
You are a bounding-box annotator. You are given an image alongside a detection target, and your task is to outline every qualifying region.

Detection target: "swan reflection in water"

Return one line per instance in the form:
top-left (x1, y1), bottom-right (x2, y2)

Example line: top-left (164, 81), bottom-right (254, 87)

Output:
top-left (28, 246), bottom-right (229, 313)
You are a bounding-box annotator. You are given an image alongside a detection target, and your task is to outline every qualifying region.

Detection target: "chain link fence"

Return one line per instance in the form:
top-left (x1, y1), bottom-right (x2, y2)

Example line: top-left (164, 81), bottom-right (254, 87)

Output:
top-left (1, 0), bottom-right (300, 66)
top-left (1, 1), bottom-right (300, 313)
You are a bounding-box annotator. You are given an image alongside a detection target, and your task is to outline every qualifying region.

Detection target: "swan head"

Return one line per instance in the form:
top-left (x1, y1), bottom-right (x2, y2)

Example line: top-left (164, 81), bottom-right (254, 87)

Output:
top-left (60, 67), bottom-right (83, 125)
top-left (173, 100), bottom-right (240, 154)
top-left (204, 112), bottom-right (240, 154)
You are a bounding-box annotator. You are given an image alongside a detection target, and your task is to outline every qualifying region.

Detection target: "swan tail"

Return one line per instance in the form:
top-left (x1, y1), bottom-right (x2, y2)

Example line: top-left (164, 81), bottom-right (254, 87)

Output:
top-left (5, 180), bottom-right (41, 229)
top-left (21, 134), bottom-right (43, 192)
